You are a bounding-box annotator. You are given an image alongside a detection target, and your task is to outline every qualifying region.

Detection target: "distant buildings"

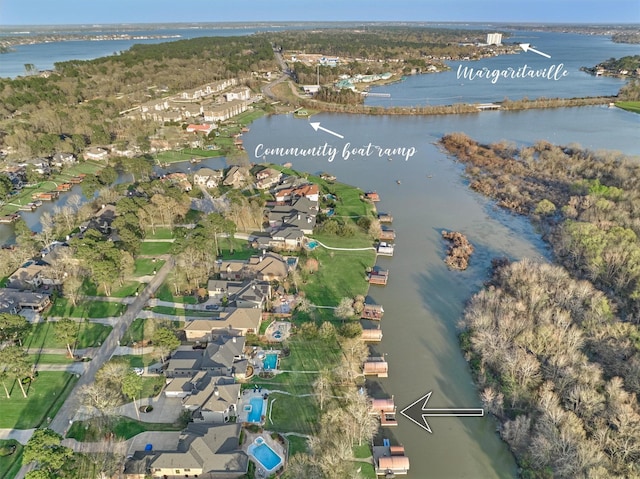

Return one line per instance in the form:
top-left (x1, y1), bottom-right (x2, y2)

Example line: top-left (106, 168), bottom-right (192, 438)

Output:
top-left (486, 33), bottom-right (503, 45)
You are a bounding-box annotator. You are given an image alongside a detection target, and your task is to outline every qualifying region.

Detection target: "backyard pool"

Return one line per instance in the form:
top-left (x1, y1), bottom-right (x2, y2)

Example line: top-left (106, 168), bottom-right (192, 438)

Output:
top-left (248, 436), bottom-right (283, 474)
top-left (307, 240), bottom-right (318, 249)
top-left (247, 396), bottom-right (265, 423)
top-left (263, 353), bottom-right (278, 370)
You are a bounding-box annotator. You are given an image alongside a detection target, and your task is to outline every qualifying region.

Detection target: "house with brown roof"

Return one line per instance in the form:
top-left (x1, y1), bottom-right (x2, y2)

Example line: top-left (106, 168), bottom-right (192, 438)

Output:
top-left (222, 166), bottom-right (250, 188)
top-left (246, 252), bottom-right (288, 282)
top-left (183, 308), bottom-right (262, 341)
top-left (255, 168), bottom-right (282, 190)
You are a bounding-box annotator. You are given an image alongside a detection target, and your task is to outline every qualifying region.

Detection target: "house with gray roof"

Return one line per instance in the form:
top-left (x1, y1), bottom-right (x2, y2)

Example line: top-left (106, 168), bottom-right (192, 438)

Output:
top-left (182, 375), bottom-right (240, 424)
top-left (144, 423), bottom-right (248, 478)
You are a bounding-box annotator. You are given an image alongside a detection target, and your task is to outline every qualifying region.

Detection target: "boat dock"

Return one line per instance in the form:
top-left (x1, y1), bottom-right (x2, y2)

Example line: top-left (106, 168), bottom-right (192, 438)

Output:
top-left (363, 356), bottom-right (388, 378)
top-left (377, 241), bottom-right (394, 256)
top-left (368, 268), bottom-right (389, 285)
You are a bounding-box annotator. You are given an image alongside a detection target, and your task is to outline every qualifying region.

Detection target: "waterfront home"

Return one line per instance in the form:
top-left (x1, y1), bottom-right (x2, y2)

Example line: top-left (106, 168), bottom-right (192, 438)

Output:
top-left (222, 165), bottom-right (251, 188)
top-left (361, 304), bottom-right (384, 320)
top-left (370, 397), bottom-right (398, 426)
top-left (255, 167), bottom-right (282, 190)
top-left (183, 308), bottom-right (263, 341)
top-left (165, 335), bottom-right (247, 379)
top-left (193, 167), bottom-right (223, 189)
top-left (203, 99), bottom-right (249, 123)
top-left (363, 357), bottom-right (389, 378)
top-left (182, 375), bottom-right (241, 424)
top-left (124, 423), bottom-right (248, 479)
top-left (253, 226), bottom-right (305, 251)
top-left (84, 146), bottom-right (109, 161)
top-left (186, 123), bottom-right (216, 135)
top-left (50, 152), bottom-right (77, 168)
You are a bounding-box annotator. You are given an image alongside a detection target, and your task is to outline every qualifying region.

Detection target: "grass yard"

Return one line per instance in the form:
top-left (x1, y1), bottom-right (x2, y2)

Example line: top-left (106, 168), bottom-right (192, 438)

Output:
top-left (286, 435), bottom-right (308, 456)
top-left (155, 283), bottom-right (197, 304)
top-left (116, 354), bottom-right (161, 369)
top-left (46, 297), bottom-right (127, 319)
top-left (67, 416), bottom-right (184, 442)
top-left (29, 353), bottom-right (74, 365)
top-left (266, 393), bottom-right (320, 435)
top-left (149, 306), bottom-right (212, 317)
top-left (121, 318), bottom-right (182, 346)
top-left (134, 258), bottom-right (166, 277)
top-left (24, 321), bottom-right (112, 350)
top-left (79, 278), bottom-right (141, 298)
top-left (616, 101), bottom-right (640, 114)
top-left (0, 439), bottom-right (23, 479)
top-left (144, 227), bottom-right (174, 240)
top-left (300, 237), bottom-right (375, 306)
top-left (139, 241), bottom-right (174, 255)
top-left (0, 372), bottom-right (77, 429)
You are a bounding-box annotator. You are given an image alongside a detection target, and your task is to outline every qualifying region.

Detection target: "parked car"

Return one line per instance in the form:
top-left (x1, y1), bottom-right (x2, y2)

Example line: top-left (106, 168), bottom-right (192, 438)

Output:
top-left (132, 367), bottom-right (144, 376)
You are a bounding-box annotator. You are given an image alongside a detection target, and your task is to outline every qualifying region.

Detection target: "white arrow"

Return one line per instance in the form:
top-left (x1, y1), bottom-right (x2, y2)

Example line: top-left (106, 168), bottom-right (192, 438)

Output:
top-left (519, 43), bottom-right (551, 59)
top-left (400, 391), bottom-right (484, 434)
top-left (309, 122), bottom-right (344, 139)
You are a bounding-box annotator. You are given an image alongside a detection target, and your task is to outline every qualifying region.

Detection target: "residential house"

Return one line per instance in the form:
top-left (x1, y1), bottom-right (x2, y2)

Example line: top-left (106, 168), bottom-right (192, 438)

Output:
top-left (182, 375), bottom-right (240, 424)
top-left (292, 183), bottom-right (320, 202)
top-left (186, 123), bottom-right (216, 135)
top-left (183, 308), bottom-right (262, 341)
top-left (84, 147), bottom-right (109, 161)
top-left (50, 152), bottom-right (77, 168)
top-left (110, 145), bottom-right (137, 158)
top-left (164, 172), bottom-right (192, 192)
top-left (222, 166), bottom-right (250, 188)
top-left (245, 252), bottom-right (288, 282)
top-left (81, 204), bottom-right (117, 236)
top-left (193, 168), bottom-right (223, 189)
top-left (268, 197), bottom-right (317, 235)
top-left (254, 227), bottom-right (304, 251)
top-left (254, 167), bottom-right (282, 190)
top-left (20, 158), bottom-right (50, 176)
top-left (6, 261), bottom-right (62, 290)
top-left (143, 423), bottom-right (248, 478)
top-left (0, 289), bottom-right (51, 314)
top-left (227, 281), bottom-right (270, 309)
top-left (164, 347), bottom-right (203, 378)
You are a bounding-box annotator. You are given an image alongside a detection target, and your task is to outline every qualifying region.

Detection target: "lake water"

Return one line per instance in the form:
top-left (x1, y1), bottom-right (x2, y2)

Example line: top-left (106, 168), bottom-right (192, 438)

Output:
top-left (1, 25), bottom-right (639, 478)
top-left (241, 107), bottom-right (639, 478)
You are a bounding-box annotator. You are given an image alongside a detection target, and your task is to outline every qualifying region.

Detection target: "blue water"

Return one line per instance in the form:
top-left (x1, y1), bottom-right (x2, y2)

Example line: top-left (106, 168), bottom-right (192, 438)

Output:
top-left (247, 396), bottom-right (264, 423)
top-left (250, 441), bottom-right (282, 472)
top-left (307, 241), bottom-right (318, 249)
top-left (263, 353), bottom-right (278, 370)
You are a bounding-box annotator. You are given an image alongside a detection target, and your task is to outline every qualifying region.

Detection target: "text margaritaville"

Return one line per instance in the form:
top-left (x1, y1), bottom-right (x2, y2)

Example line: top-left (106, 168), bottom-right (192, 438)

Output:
top-left (457, 63), bottom-right (569, 84)
top-left (255, 142), bottom-right (417, 162)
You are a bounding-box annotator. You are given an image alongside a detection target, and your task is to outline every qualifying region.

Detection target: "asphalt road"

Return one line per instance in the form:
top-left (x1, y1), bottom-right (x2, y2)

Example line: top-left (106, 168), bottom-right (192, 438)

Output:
top-left (48, 257), bottom-right (175, 436)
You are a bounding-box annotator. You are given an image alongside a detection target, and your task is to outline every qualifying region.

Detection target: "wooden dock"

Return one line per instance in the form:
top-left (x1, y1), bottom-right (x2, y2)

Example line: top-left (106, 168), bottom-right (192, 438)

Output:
top-left (368, 268), bottom-right (389, 285)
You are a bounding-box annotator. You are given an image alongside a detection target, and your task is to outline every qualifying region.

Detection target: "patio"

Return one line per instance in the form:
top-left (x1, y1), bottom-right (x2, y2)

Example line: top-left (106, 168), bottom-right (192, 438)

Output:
top-left (265, 320), bottom-right (292, 342)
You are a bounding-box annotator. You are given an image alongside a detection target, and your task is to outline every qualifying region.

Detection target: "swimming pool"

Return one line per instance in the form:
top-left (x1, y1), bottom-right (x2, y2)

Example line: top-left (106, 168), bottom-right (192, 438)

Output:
top-left (263, 353), bottom-right (278, 370)
top-left (248, 437), bottom-right (283, 474)
top-left (247, 396), bottom-right (264, 423)
top-left (307, 240), bottom-right (318, 249)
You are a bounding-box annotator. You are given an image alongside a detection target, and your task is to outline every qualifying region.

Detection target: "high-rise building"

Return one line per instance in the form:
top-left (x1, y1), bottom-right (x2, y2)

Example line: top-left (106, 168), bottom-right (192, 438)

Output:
top-left (486, 33), bottom-right (503, 45)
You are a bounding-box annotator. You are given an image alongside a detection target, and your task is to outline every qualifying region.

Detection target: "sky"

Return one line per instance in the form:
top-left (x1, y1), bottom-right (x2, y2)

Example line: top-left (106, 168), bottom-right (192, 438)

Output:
top-left (1, 0), bottom-right (639, 25)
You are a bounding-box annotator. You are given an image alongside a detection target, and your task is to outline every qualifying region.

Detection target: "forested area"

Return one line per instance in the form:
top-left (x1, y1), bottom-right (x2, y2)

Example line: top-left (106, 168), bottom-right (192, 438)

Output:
top-left (0, 35), bottom-right (277, 159)
top-left (441, 133), bottom-right (640, 477)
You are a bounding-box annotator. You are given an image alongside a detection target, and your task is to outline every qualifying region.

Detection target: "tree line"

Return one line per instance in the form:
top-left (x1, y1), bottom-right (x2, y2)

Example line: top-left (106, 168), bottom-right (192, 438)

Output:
top-left (440, 133), bottom-right (640, 477)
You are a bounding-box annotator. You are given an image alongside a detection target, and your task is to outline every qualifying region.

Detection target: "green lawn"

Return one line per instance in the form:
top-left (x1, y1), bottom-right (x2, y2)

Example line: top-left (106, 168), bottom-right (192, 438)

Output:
top-left (121, 318), bottom-right (182, 345)
top-left (616, 101), bottom-right (640, 114)
top-left (29, 353), bottom-right (74, 365)
top-left (248, 338), bottom-right (344, 435)
top-left (24, 321), bottom-right (112, 350)
top-left (46, 297), bottom-right (127, 318)
top-left (287, 435), bottom-right (308, 456)
top-left (0, 439), bottom-right (23, 479)
top-left (67, 416), bottom-right (184, 442)
top-left (300, 236), bottom-right (375, 306)
top-left (149, 306), bottom-right (212, 317)
top-left (155, 283), bottom-right (198, 304)
top-left (134, 258), bottom-right (166, 276)
top-left (139, 241), bottom-right (174, 255)
top-left (116, 354), bottom-right (161, 369)
top-left (144, 227), bottom-right (174, 240)
top-left (267, 393), bottom-right (320, 435)
top-left (0, 372), bottom-right (78, 429)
